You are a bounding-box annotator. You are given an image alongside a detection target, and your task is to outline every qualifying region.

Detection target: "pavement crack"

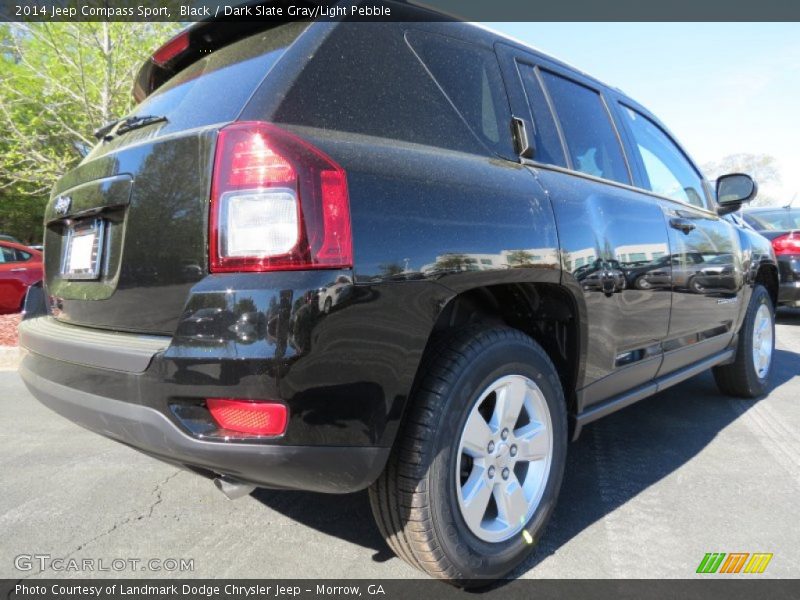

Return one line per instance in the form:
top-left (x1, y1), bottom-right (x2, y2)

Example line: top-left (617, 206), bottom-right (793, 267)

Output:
top-left (71, 469), bottom-right (181, 551)
top-left (144, 469), bottom-right (181, 519)
top-left (20, 469), bottom-right (182, 578)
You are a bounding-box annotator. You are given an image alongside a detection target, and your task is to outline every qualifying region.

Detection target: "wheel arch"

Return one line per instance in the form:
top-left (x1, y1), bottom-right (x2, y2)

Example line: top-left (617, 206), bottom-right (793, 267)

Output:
top-left (407, 282), bottom-right (586, 424)
top-left (754, 262), bottom-right (779, 308)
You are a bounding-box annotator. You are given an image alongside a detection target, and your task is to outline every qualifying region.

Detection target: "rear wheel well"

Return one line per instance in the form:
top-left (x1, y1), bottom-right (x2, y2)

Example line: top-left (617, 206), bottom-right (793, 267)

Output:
top-left (423, 283), bottom-right (580, 414)
top-left (754, 264), bottom-right (779, 307)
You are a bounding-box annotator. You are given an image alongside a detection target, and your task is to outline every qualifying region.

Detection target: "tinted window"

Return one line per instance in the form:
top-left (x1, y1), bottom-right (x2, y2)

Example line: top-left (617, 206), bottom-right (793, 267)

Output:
top-left (622, 106), bottom-right (706, 208)
top-left (743, 208), bottom-right (800, 231)
top-left (517, 65), bottom-right (567, 167)
top-left (406, 31), bottom-right (514, 157)
top-left (132, 24), bottom-right (307, 134)
top-left (0, 246), bottom-right (18, 263)
top-left (540, 71), bottom-right (629, 184)
top-left (17, 250), bottom-right (31, 261)
top-left (274, 24), bottom-right (481, 155)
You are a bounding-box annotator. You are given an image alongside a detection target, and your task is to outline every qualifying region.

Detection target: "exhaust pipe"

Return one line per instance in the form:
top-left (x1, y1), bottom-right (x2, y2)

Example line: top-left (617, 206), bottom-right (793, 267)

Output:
top-left (213, 476), bottom-right (256, 500)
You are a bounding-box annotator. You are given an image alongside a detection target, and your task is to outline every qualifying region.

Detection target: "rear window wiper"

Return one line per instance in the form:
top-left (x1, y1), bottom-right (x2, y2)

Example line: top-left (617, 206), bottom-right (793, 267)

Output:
top-left (93, 115), bottom-right (167, 140)
top-left (93, 118), bottom-right (123, 140)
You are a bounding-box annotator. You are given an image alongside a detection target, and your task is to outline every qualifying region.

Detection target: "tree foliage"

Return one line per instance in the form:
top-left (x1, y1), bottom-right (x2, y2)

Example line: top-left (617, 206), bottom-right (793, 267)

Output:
top-left (702, 153), bottom-right (782, 207)
top-left (505, 249), bottom-right (534, 267)
top-left (0, 21), bottom-right (179, 243)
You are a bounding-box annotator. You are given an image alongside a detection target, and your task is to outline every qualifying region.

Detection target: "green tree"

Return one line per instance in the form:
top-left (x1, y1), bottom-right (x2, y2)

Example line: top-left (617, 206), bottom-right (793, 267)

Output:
top-left (433, 253), bottom-right (471, 272)
top-left (702, 153), bottom-right (782, 207)
top-left (505, 249), bottom-right (534, 267)
top-left (378, 262), bottom-right (405, 277)
top-left (0, 21), bottom-right (180, 242)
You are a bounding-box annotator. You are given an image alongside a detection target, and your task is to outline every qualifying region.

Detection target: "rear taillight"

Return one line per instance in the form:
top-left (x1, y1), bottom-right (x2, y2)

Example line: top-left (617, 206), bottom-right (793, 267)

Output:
top-left (209, 122), bottom-right (352, 273)
top-left (771, 232), bottom-right (800, 256)
top-left (206, 398), bottom-right (288, 437)
top-left (152, 30), bottom-right (190, 67)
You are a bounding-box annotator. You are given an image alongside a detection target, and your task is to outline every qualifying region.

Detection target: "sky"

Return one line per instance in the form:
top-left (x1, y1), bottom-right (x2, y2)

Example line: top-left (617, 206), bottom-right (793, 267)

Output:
top-left (488, 23), bottom-right (800, 204)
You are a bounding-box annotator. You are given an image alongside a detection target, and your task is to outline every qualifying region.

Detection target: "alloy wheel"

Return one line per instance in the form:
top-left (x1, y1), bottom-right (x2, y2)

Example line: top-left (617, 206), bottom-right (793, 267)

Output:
top-left (455, 374), bottom-right (553, 543)
top-left (751, 303), bottom-right (773, 379)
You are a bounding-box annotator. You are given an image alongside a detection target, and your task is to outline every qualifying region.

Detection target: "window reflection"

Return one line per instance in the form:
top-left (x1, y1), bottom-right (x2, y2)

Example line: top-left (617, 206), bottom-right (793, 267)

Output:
top-left (622, 106), bottom-right (707, 209)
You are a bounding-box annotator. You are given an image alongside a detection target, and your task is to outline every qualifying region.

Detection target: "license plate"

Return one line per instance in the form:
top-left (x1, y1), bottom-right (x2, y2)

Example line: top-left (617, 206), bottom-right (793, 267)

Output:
top-left (61, 219), bottom-right (105, 280)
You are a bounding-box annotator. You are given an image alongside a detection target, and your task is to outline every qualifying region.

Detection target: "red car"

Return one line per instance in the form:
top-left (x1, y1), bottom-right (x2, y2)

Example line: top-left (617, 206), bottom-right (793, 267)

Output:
top-left (0, 241), bottom-right (43, 314)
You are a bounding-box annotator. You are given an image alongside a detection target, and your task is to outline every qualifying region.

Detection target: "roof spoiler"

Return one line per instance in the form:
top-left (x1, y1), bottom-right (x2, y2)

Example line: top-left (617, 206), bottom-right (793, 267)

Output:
top-left (132, 7), bottom-right (305, 103)
top-left (131, 1), bottom-right (449, 103)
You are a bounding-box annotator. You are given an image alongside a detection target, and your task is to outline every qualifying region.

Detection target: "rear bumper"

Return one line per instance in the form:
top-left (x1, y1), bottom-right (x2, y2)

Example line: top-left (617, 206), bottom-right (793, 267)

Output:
top-left (19, 357), bottom-right (388, 493)
top-left (18, 304), bottom-right (395, 493)
top-left (17, 267), bottom-right (447, 491)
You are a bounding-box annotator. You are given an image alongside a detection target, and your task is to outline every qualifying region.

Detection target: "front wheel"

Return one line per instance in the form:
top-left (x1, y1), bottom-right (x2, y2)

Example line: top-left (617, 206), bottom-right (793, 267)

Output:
top-left (713, 284), bottom-right (775, 398)
top-left (368, 326), bottom-right (567, 585)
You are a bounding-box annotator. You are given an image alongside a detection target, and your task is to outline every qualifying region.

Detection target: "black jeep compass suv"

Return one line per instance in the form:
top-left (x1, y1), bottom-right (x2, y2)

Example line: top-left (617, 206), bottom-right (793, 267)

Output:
top-left (19, 10), bottom-right (778, 584)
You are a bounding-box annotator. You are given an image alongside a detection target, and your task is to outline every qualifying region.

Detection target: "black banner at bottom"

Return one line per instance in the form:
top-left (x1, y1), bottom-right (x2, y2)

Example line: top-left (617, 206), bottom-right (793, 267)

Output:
top-left (2, 579), bottom-right (800, 600)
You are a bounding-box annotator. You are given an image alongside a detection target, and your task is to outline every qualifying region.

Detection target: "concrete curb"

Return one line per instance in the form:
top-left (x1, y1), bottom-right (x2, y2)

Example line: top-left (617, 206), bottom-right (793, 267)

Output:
top-left (0, 346), bottom-right (21, 371)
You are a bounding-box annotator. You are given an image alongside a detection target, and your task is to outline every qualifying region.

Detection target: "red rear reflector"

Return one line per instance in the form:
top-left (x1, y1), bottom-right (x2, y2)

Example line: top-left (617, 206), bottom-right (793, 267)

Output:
top-left (206, 399), bottom-right (288, 436)
top-left (152, 31), bottom-right (190, 67)
top-left (772, 232), bottom-right (800, 256)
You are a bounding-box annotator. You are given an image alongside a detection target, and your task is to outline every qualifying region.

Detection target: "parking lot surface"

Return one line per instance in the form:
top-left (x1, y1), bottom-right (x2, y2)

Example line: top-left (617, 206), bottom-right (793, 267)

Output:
top-left (2, 309), bottom-right (799, 580)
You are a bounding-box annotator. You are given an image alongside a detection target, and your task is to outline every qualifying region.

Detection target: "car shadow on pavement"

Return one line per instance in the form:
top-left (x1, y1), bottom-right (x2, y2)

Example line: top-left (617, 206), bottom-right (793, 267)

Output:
top-left (251, 344), bottom-right (800, 576)
top-left (251, 486), bottom-right (396, 562)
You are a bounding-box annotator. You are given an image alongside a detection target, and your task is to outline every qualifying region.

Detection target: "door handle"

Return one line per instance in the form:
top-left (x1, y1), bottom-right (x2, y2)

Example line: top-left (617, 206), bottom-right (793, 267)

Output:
top-left (511, 117), bottom-right (534, 159)
top-left (669, 218), bottom-right (696, 234)
top-left (10, 268), bottom-right (26, 272)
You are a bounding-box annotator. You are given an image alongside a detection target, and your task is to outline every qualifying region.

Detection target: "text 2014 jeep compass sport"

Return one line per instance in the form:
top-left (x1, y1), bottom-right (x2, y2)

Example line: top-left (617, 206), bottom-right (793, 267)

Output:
top-left (20, 13), bottom-right (778, 584)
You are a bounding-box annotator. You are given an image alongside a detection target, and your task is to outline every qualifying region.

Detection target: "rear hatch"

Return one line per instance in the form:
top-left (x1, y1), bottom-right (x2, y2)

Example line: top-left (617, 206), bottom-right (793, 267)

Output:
top-left (44, 22), bottom-right (309, 334)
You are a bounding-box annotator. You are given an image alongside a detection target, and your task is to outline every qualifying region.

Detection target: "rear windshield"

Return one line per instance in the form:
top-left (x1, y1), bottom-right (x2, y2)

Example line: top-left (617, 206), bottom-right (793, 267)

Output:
top-left (743, 208), bottom-right (800, 231)
top-left (132, 23), bottom-right (308, 134)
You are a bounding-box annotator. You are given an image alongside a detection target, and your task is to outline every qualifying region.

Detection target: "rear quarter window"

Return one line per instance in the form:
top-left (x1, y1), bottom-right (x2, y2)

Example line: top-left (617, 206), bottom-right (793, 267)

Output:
top-left (405, 30), bottom-right (514, 158)
top-left (271, 23), bottom-right (490, 156)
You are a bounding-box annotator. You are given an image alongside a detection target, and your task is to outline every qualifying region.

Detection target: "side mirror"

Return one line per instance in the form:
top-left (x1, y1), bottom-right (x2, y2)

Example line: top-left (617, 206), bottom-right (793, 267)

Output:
top-left (716, 173), bottom-right (757, 216)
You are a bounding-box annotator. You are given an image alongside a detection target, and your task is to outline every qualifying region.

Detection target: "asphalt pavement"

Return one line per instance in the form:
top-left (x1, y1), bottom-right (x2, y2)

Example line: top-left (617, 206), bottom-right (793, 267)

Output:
top-left (1, 309), bottom-right (799, 580)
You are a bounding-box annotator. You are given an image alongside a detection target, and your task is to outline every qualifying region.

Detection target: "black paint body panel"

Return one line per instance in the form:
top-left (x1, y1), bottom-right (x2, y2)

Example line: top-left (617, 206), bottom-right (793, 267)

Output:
top-left (24, 18), bottom-right (779, 491)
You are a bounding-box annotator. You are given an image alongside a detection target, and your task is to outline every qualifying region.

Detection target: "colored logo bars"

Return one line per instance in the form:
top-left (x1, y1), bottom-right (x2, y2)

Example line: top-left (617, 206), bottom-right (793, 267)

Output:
top-left (696, 552), bottom-right (773, 574)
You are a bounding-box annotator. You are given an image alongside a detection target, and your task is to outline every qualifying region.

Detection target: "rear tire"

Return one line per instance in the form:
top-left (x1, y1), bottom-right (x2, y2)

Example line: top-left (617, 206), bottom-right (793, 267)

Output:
top-left (713, 284), bottom-right (775, 398)
top-left (368, 326), bottom-right (567, 585)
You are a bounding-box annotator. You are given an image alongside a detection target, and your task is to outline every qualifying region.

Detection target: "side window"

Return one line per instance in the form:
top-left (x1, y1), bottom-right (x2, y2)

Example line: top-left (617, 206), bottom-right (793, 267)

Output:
top-left (539, 70), bottom-right (630, 185)
top-left (621, 106), bottom-right (706, 208)
top-left (16, 250), bottom-right (31, 261)
top-left (516, 65), bottom-right (567, 167)
top-left (0, 247), bottom-right (18, 263)
top-left (406, 31), bottom-right (514, 157)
